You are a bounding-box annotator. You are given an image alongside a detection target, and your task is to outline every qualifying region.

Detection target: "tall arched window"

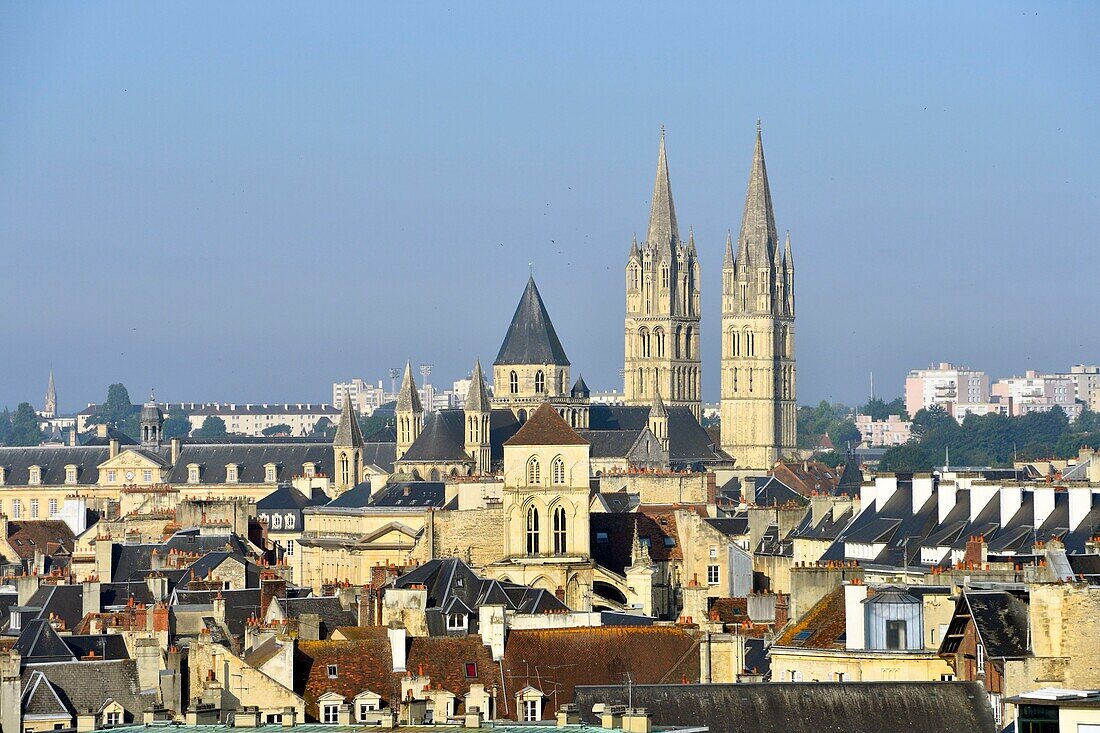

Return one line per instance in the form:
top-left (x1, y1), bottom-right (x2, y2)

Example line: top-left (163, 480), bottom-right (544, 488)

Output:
top-left (661, 264), bottom-right (669, 289)
top-left (526, 505), bottom-right (540, 555)
top-left (747, 331), bottom-right (755, 356)
top-left (730, 328), bottom-right (739, 356)
top-left (557, 371), bottom-right (564, 394)
top-left (551, 455), bottom-right (566, 485)
top-left (638, 328), bottom-right (650, 358)
top-left (527, 456), bottom-right (541, 485)
top-left (653, 328), bottom-right (664, 358)
top-left (509, 371), bottom-right (518, 394)
top-left (534, 370), bottom-right (545, 393)
top-left (553, 505), bottom-right (567, 555)
top-left (685, 326), bottom-right (694, 358)
top-left (674, 325), bottom-right (682, 358)
top-left (340, 453), bottom-right (349, 486)
top-left (629, 264), bottom-right (639, 290)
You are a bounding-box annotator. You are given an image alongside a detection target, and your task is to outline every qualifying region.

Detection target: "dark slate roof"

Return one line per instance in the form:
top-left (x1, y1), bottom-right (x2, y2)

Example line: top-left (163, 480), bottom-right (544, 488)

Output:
top-left (369, 481), bottom-right (447, 508)
top-left (164, 443), bottom-right (334, 484)
top-left (278, 597), bottom-right (356, 639)
top-left (63, 633), bottom-right (131, 660)
top-left (21, 669), bottom-right (71, 717)
top-left (743, 637), bottom-right (769, 677)
top-left (257, 485), bottom-right (322, 512)
top-left (101, 582), bottom-right (155, 608)
top-left (574, 682), bottom-right (998, 733)
top-left (110, 529), bottom-right (256, 582)
top-left (361, 442), bottom-right (397, 473)
top-left (571, 375), bottom-right (590, 398)
top-left (364, 424), bottom-right (397, 443)
top-left (966, 590), bottom-right (1030, 659)
top-left (24, 659), bottom-right (153, 716)
top-left (323, 482), bottom-right (374, 508)
top-left (753, 477), bottom-right (809, 507)
top-left (80, 428), bottom-right (138, 446)
top-left (393, 558), bottom-right (567, 635)
top-left (22, 584), bottom-right (83, 631)
top-left (0, 446), bottom-right (112, 485)
top-left (787, 506), bottom-right (854, 542)
top-left (577, 429), bottom-right (642, 459)
top-left (494, 275), bottom-right (570, 366)
top-left (172, 588), bottom-right (262, 641)
top-left (704, 516), bottom-right (750, 537)
top-left (399, 412), bottom-right (471, 463)
top-left (13, 619), bottom-right (77, 662)
top-left (589, 405), bottom-right (730, 465)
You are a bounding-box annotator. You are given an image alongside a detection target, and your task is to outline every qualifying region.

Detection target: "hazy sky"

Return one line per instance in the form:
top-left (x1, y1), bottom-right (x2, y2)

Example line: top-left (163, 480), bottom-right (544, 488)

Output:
top-left (2, 2), bottom-right (1097, 413)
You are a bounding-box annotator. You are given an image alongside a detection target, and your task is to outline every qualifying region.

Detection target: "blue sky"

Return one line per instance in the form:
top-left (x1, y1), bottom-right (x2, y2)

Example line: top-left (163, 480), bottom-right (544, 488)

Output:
top-left (1, 2), bottom-right (1097, 412)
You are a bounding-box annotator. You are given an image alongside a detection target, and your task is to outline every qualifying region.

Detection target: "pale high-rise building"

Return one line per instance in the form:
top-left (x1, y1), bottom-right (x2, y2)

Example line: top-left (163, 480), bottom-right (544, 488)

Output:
top-left (623, 129), bottom-right (702, 419)
top-left (719, 124), bottom-right (797, 469)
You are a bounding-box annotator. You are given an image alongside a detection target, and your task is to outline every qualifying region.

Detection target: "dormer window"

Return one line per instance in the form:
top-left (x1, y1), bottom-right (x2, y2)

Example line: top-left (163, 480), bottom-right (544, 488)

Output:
top-left (285, 514), bottom-right (295, 530)
top-left (265, 463), bottom-right (277, 483)
top-left (447, 613), bottom-right (467, 631)
top-left (65, 465), bottom-right (78, 484)
top-left (271, 514), bottom-right (283, 529)
top-left (187, 464), bottom-right (200, 484)
top-left (226, 464), bottom-right (239, 483)
top-left (303, 462), bottom-right (316, 478)
top-left (29, 466), bottom-right (42, 485)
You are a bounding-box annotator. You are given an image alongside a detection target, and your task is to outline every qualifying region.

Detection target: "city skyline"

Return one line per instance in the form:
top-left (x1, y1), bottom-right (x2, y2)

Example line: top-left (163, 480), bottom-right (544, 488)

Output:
top-left (2, 3), bottom-right (1097, 411)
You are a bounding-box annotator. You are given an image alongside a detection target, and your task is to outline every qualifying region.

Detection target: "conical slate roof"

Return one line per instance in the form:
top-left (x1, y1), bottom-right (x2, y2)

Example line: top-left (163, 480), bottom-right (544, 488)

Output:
top-left (649, 388), bottom-right (668, 418)
top-left (333, 389), bottom-right (364, 447)
top-left (397, 362), bottom-right (423, 412)
top-left (494, 276), bottom-right (570, 367)
top-left (646, 127), bottom-right (680, 251)
top-left (738, 123), bottom-right (779, 269)
top-left (465, 359), bottom-right (492, 412)
top-left (400, 412), bottom-right (470, 462)
top-left (571, 375), bottom-right (590, 399)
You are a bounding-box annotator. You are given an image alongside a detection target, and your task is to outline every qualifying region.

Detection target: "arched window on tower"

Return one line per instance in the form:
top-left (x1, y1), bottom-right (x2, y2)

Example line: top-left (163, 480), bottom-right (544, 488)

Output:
top-left (653, 328), bottom-right (664, 358)
top-left (534, 370), bottom-right (545, 393)
top-left (509, 371), bottom-right (519, 394)
top-left (674, 325), bottom-right (682, 358)
top-left (730, 327), bottom-right (740, 356)
top-left (639, 328), bottom-right (650, 358)
top-left (629, 264), bottom-right (639, 290)
top-left (747, 331), bottom-right (755, 356)
top-left (527, 456), bottom-right (541, 485)
top-left (526, 505), bottom-right (540, 555)
top-left (661, 264), bottom-right (669, 289)
top-left (551, 455), bottom-right (566, 485)
top-left (340, 453), bottom-right (349, 486)
top-left (685, 326), bottom-right (694, 359)
top-left (553, 505), bottom-right (567, 555)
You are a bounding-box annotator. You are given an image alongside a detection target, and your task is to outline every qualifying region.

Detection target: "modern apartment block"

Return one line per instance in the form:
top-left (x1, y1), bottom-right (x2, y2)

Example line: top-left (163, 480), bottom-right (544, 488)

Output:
top-left (905, 363), bottom-right (991, 418)
top-left (855, 414), bottom-right (912, 447)
top-left (992, 371), bottom-right (1082, 420)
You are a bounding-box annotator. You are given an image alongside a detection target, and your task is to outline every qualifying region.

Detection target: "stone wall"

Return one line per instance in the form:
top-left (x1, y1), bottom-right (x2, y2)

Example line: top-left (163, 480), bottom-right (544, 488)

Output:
top-left (597, 473), bottom-right (711, 506)
top-left (419, 507), bottom-right (505, 569)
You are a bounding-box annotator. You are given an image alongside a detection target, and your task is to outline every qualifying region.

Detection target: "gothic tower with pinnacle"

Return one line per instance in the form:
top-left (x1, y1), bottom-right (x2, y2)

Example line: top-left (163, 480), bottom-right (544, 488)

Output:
top-left (720, 124), bottom-right (796, 468)
top-left (623, 129), bottom-right (702, 419)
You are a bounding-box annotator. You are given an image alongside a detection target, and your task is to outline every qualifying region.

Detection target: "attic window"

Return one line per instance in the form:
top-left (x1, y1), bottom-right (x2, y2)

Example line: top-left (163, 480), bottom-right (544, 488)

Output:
top-left (327, 664), bottom-right (338, 678)
top-left (793, 630), bottom-right (812, 643)
top-left (464, 662), bottom-right (477, 679)
top-left (596, 532), bottom-right (609, 544)
top-left (447, 613), bottom-right (467, 631)
top-left (663, 537), bottom-right (676, 547)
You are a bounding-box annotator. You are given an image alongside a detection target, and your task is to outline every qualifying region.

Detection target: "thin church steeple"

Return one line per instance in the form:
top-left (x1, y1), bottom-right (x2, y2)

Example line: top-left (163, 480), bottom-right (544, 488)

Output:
top-left (646, 126), bottom-right (680, 253)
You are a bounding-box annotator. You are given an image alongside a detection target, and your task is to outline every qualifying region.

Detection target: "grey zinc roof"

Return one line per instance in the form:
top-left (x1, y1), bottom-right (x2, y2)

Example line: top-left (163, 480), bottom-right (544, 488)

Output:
top-left (494, 276), bottom-right (570, 366)
top-left (0, 446), bottom-right (112, 485)
top-left (165, 443), bottom-right (333, 484)
top-left (13, 619), bottom-right (77, 662)
top-left (399, 412), bottom-right (470, 463)
top-left (575, 681), bottom-right (998, 733)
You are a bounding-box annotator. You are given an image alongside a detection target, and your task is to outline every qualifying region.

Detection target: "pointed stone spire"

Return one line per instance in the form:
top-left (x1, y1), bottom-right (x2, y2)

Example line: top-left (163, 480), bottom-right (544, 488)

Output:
top-left (738, 122), bottom-right (779, 269)
top-left (650, 387), bottom-right (668, 418)
top-left (333, 388), bottom-right (364, 448)
top-left (630, 518), bottom-right (650, 567)
top-left (724, 230), bottom-right (735, 266)
top-left (628, 232), bottom-right (640, 261)
top-left (784, 229), bottom-right (794, 270)
top-left (397, 362), bottom-right (423, 413)
top-left (44, 369), bottom-right (57, 416)
top-left (687, 225), bottom-right (697, 256)
top-left (646, 126), bottom-right (680, 253)
top-left (465, 359), bottom-right (491, 413)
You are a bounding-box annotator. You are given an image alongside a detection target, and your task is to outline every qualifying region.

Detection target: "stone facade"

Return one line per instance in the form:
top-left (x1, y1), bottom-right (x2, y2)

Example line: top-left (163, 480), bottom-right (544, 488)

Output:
top-left (720, 125), bottom-right (796, 468)
top-left (623, 130), bottom-right (702, 418)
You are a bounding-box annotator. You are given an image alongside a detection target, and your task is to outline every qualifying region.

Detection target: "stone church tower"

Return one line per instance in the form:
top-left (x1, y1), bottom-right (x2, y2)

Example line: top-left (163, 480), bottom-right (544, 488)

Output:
top-left (720, 124), bottom-right (796, 468)
top-left (623, 129), bottom-right (702, 418)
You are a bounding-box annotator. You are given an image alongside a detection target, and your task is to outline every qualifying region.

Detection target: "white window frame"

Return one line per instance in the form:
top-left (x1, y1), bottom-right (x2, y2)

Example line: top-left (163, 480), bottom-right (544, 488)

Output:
top-left (447, 613), bottom-right (467, 631)
top-left (523, 699), bottom-right (539, 722)
top-left (327, 664), bottom-right (338, 679)
top-left (707, 564), bottom-right (720, 585)
top-left (142, 469), bottom-right (153, 482)
top-left (323, 704), bottom-right (339, 724)
top-left (285, 514), bottom-right (295, 529)
top-left (48, 498), bottom-right (58, 517)
top-left (976, 642), bottom-right (986, 674)
top-left (105, 711), bottom-right (121, 727)
top-left (30, 499), bottom-right (39, 519)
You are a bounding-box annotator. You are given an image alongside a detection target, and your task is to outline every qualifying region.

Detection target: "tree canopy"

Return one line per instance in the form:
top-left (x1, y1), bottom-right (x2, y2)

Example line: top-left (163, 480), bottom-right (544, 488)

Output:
top-left (9, 403), bottom-right (43, 446)
top-left (879, 405), bottom-right (1099, 472)
top-left (193, 415), bottom-right (228, 438)
top-left (162, 410), bottom-right (192, 440)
